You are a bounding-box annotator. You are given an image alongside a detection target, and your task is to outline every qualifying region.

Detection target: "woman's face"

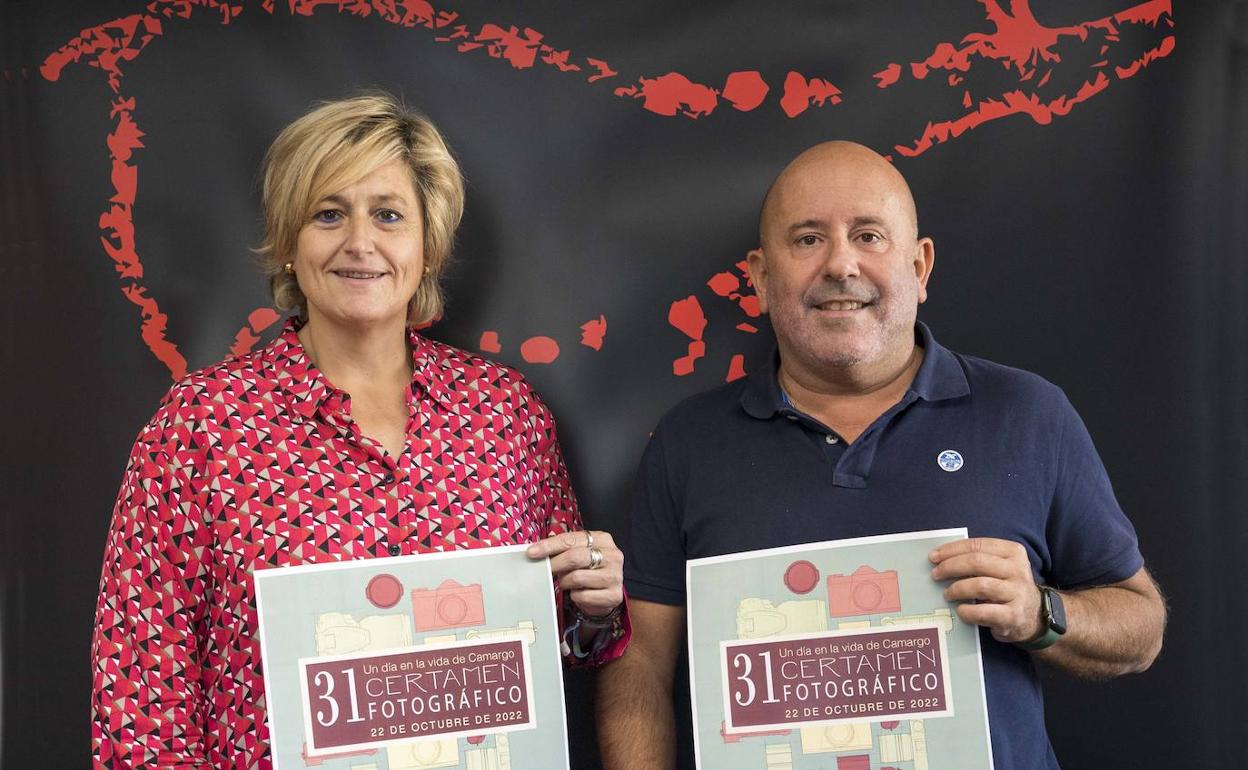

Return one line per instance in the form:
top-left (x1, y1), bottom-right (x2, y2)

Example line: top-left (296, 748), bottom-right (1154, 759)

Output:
top-left (293, 159), bottom-right (425, 333)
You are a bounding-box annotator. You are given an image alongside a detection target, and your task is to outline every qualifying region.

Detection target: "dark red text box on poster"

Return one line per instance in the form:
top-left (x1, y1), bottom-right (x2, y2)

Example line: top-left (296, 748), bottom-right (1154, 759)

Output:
top-left (301, 638), bottom-right (532, 753)
top-left (722, 625), bottom-right (951, 731)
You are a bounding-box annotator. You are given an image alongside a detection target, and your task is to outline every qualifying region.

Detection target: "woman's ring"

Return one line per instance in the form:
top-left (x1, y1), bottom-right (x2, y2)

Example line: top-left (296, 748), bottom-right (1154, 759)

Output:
top-left (585, 530), bottom-right (595, 550)
top-left (588, 547), bottom-right (604, 570)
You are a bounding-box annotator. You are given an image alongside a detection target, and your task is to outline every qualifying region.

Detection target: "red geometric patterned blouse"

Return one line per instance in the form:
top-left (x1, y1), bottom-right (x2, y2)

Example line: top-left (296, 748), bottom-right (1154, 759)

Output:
top-left (90, 320), bottom-right (626, 769)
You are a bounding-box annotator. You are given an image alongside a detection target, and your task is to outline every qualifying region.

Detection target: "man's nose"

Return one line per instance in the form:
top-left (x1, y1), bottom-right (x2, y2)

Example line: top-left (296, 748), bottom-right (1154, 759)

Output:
top-left (820, 237), bottom-right (860, 281)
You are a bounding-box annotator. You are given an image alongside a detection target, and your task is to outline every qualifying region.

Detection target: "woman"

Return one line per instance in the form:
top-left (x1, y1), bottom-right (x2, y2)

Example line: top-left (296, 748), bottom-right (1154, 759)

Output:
top-left (90, 93), bottom-right (627, 769)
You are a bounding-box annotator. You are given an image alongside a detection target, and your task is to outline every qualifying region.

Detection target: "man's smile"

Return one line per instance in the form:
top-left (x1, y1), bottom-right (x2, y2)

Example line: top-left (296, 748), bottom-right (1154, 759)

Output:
top-left (814, 299), bottom-right (869, 311)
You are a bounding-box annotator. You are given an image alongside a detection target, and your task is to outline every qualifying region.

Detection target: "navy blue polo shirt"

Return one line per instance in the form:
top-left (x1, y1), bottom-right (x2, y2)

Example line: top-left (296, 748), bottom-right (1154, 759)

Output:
top-left (624, 322), bottom-right (1143, 770)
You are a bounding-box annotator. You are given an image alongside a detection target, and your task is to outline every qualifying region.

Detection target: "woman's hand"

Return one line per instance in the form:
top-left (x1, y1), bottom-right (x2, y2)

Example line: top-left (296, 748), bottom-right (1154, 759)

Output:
top-left (527, 529), bottom-right (624, 618)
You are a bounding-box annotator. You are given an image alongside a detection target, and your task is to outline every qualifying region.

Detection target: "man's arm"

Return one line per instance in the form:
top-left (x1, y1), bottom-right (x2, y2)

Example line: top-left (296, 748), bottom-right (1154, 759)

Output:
top-left (931, 538), bottom-right (1166, 679)
top-left (1032, 566), bottom-right (1166, 678)
top-left (597, 599), bottom-right (685, 770)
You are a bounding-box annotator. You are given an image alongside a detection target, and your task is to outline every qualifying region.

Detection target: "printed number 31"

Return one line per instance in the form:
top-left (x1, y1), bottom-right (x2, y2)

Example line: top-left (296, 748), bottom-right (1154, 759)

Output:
top-left (732, 651), bottom-right (778, 708)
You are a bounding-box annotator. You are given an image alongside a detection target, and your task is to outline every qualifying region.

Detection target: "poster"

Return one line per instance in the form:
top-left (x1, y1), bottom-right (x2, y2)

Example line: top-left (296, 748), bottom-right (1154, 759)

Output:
top-left (687, 529), bottom-right (993, 769)
top-left (254, 545), bottom-right (568, 770)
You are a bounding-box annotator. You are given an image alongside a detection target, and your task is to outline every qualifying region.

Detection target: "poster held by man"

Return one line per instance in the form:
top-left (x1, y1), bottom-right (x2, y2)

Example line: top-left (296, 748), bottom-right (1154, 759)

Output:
top-left (686, 529), bottom-right (993, 769)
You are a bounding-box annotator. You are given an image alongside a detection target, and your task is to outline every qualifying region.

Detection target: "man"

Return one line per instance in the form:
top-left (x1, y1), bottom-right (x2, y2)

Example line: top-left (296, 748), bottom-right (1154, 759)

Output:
top-left (597, 141), bottom-right (1166, 769)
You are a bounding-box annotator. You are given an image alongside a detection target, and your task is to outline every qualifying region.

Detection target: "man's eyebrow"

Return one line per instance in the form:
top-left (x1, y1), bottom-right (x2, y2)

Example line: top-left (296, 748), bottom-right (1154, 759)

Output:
top-left (784, 216), bottom-right (892, 233)
top-left (785, 218), bottom-right (828, 234)
top-left (849, 215), bottom-right (890, 230)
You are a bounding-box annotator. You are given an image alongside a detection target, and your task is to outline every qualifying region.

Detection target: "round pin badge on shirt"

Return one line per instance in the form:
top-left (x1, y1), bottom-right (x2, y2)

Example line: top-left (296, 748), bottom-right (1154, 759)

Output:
top-left (937, 449), bottom-right (964, 472)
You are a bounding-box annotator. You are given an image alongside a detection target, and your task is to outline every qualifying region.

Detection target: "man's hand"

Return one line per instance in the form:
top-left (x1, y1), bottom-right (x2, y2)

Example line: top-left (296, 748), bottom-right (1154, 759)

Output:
top-left (527, 529), bottom-right (624, 618)
top-left (930, 537), bottom-right (1166, 678)
top-left (929, 537), bottom-right (1044, 643)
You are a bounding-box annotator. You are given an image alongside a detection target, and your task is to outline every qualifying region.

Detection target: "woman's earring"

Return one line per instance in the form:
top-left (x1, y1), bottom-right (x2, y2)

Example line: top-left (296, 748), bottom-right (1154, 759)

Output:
top-left (283, 262), bottom-right (295, 275)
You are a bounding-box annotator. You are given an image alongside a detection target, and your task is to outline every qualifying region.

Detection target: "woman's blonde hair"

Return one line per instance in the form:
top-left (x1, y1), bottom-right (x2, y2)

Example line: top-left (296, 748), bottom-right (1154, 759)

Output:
top-left (256, 92), bottom-right (465, 325)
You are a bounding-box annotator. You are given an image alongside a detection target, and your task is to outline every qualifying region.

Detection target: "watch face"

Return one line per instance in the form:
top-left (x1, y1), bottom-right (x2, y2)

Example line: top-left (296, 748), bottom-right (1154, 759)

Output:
top-left (1044, 588), bottom-right (1068, 635)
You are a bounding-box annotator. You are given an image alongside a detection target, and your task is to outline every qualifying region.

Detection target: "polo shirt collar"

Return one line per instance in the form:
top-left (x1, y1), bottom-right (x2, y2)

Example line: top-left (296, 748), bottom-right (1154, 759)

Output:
top-left (909, 321), bottom-right (970, 402)
top-left (740, 348), bottom-right (786, 419)
top-left (740, 321), bottom-right (969, 419)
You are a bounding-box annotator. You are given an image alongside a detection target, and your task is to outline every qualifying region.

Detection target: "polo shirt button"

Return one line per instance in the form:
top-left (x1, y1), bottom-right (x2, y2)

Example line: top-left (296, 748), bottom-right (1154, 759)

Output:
top-left (825, 434), bottom-right (838, 444)
top-left (388, 544), bottom-right (401, 556)
top-left (382, 473), bottom-right (396, 485)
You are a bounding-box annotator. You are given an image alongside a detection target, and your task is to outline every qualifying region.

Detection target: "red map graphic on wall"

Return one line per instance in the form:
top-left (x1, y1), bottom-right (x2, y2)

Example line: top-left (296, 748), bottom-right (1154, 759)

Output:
top-left (39, 0), bottom-right (1174, 381)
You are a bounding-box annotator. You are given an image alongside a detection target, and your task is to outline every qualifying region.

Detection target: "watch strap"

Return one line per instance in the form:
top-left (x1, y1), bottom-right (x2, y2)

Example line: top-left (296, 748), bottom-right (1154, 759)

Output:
top-left (1016, 585), bottom-right (1066, 651)
top-left (1016, 625), bottom-right (1063, 650)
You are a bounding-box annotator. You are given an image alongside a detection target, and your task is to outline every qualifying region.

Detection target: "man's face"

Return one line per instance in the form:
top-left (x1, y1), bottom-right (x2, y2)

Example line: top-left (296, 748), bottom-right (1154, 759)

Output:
top-left (748, 147), bottom-right (934, 379)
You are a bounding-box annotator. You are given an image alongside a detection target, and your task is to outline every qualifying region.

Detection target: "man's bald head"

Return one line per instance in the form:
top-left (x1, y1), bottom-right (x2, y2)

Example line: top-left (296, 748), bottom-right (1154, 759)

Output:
top-left (758, 141), bottom-right (919, 247)
top-left (744, 138), bottom-right (935, 383)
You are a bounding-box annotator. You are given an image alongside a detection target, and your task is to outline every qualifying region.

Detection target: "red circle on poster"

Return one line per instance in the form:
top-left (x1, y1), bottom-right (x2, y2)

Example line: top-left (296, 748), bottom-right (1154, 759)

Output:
top-left (366, 574), bottom-right (403, 609)
top-left (784, 560), bottom-right (820, 594)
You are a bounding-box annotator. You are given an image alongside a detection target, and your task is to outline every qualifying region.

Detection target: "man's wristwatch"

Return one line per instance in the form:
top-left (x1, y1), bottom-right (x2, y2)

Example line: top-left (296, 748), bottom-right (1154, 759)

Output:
top-left (1016, 585), bottom-right (1067, 651)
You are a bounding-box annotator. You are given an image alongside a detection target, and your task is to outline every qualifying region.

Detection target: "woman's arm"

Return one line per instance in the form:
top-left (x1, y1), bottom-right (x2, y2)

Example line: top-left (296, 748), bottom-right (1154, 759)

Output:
top-left (92, 407), bottom-right (211, 769)
top-left (522, 384), bottom-right (630, 665)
